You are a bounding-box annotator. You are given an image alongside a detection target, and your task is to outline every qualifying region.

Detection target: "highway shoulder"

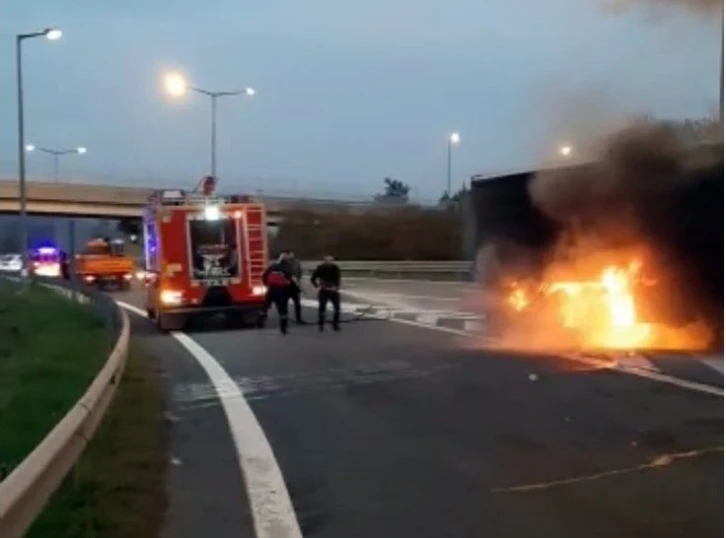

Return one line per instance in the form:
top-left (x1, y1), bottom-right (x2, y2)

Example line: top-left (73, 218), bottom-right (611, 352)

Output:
top-left (123, 303), bottom-right (257, 538)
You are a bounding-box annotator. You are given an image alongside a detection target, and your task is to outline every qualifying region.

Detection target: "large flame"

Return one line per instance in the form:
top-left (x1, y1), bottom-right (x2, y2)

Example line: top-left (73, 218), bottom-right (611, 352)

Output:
top-left (505, 257), bottom-right (711, 351)
top-left (544, 261), bottom-right (651, 349)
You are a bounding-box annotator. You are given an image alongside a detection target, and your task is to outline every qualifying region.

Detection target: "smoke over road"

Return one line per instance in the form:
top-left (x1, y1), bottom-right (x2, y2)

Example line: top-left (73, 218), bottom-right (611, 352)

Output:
top-left (600, 0), bottom-right (722, 18)
top-left (470, 118), bottom-right (723, 351)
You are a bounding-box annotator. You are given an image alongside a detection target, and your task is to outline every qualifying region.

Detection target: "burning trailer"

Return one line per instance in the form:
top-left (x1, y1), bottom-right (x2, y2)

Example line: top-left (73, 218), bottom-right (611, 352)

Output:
top-left (469, 128), bottom-right (723, 353)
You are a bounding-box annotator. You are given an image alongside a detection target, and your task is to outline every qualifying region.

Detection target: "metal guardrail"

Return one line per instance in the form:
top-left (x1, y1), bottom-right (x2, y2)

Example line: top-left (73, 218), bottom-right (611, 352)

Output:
top-left (0, 280), bottom-right (130, 538)
top-left (300, 260), bottom-right (472, 279)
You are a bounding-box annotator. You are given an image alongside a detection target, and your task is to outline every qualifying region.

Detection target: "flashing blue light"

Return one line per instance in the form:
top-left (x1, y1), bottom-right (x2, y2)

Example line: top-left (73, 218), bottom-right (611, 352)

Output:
top-left (36, 246), bottom-right (58, 255)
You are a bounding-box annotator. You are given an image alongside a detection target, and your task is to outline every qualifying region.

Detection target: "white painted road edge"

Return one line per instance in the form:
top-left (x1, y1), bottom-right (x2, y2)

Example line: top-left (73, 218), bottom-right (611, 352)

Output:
top-left (302, 298), bottom-right (724, 398)
top-left (116, 301), bottom-right (303, 538)
top-left (116, 294), bottom-right (721, 538)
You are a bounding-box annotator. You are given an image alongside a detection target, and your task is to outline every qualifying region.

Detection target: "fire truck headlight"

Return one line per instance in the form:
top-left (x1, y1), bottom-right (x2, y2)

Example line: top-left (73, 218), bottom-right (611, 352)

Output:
top-left (204, 205), bottom-right (221, 221)
top-left (160, 289), bottom-right (183, 305)
top-left (252, 285), bottom-right (266, 296)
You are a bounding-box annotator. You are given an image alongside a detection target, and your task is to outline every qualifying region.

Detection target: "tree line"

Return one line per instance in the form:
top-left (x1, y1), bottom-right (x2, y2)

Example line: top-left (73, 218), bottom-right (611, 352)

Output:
top-left (272, 205), bottom-right (466, 260)
top-left (270, 178), bottom-right (470, 260)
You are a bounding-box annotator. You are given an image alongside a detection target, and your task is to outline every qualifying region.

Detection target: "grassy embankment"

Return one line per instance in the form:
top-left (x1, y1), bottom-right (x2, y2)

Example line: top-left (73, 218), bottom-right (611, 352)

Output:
top-left (0, 282), bottom-right (167, 537)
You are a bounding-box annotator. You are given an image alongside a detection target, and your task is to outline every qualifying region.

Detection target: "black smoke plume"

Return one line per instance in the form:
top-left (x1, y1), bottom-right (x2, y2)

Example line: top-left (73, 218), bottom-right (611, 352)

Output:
top-left (527, 119), bottom-right (723, 347)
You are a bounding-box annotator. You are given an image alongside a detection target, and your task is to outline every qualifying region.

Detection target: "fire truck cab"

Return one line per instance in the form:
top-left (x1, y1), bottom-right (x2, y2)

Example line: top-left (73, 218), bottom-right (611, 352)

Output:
top-left (143, 188), bottom-right (269, 331)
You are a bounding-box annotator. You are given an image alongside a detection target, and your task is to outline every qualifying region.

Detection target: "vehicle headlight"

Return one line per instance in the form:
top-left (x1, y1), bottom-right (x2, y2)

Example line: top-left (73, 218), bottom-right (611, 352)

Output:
top-left (204, 205), bottom-right (220, 221)
top-left (160, 289), bottom-right (183, 305)
top-left (135, 270), bottom-right (146, 280)
top-left (252, 285), bottom-right (267, 296)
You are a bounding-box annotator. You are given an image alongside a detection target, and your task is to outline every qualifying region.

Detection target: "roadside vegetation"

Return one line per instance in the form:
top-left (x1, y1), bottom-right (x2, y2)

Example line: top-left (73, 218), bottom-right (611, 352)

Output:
top-left (0, 282), bottom-right (108, 476)
top-left (0, 281), bottom-right (167, 537)
top-left (27, 345), bottom-right (167, 538)
top-left (271, 178), bottom-right (470, 261)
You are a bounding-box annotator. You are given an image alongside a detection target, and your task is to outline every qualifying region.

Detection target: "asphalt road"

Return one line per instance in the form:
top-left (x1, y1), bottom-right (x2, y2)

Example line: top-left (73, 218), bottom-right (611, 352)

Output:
top-left (340, 277), bottom-right (476, 314)
top-left (117, 289), bottom-right (723, 538)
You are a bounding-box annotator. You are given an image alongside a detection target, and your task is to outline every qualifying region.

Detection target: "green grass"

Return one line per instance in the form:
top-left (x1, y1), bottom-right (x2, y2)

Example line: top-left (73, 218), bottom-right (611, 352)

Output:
top-left (0, 282), bottom-right (109, 475)
top-left (26, 346), bottom-right (168, 538)
top-left (0, 281), bottom-right (168, 537)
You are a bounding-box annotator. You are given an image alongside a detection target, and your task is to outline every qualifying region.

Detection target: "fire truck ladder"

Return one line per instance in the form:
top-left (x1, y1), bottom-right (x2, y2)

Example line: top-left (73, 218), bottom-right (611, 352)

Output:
top-left (244, 204), bottom-right (267, 284)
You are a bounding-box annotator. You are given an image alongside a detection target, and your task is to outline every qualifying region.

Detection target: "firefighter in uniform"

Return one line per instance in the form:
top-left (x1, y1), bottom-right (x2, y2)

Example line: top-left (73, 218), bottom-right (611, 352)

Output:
top-left (262, 253), bottom-right (293, 334)
top-left (284, 250), bottom-right (305, 324)
top-left (310, 255), bottom-right (342, 332)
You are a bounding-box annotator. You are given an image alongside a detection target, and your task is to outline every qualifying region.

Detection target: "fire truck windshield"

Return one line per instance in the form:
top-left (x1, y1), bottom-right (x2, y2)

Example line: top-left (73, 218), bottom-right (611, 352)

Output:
top-left (188, 218), bottom-right (240, 281)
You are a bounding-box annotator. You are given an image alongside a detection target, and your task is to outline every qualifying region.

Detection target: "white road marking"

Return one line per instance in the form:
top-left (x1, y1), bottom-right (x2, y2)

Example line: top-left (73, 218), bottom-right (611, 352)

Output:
top-left (464, 320), bottom-right (483, 332)
top-left (345, 291), bottom-right (462, 302)
top-left (344, 276), bottom-right (475, 286)
top-left (493, 446), bottom-right (724, 493)
top-left (340, 288), bottom-right (480, 316)
top-left (700, 358), bottom-right (724, 374)
top-left (117, 301), bottom-right (303, 538)
top-left (614, 354), bottom-right (659, 371)
top-left (302, 296), bottom-right (724, 398)
top-left (416, 313), bottom-right (440, 325)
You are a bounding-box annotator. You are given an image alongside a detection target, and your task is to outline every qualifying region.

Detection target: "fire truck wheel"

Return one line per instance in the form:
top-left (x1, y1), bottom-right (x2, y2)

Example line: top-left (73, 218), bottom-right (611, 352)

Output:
top-left (157, 313), bottom-right (185, 332)
top-left (225, 311), bottom-right (246, 328)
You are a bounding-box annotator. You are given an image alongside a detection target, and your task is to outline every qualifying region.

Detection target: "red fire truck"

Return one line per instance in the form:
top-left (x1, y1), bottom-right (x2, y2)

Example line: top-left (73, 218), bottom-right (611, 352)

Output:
top-left (143, 186), bottom-right (269, 331)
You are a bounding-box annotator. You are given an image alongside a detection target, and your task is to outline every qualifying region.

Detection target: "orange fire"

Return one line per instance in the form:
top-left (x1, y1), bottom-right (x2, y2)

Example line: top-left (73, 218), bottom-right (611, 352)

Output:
top-left (506, 258), bottom-right (710, 351)
top-left (544, 261), bottom-right (652, 349)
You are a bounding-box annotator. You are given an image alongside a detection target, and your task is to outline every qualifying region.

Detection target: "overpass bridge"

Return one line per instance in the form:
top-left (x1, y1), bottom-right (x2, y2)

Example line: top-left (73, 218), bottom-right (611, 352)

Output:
top-left (0, 179), bottom-right (381, 226)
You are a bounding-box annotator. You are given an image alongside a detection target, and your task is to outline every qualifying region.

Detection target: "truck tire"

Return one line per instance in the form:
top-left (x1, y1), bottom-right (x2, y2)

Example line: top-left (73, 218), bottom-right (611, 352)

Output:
top-left (225, 310), bottom-right (246, 328)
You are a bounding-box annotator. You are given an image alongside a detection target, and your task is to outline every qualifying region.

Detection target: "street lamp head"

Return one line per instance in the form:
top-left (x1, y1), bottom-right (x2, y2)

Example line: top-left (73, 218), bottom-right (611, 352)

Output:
top-left (244, 87), bottom-right (256, 97)
top-left (44, 28), bottom-right (62, 40)
top-left (449, 132), bottom-right (461, 145)
top-left (25, 144), bottom-right (35, 152)
top-left (77, 147), bottom-right (87, 154)
top-left (559, 145), bottom-right (572, 157)
top-left (164, 72), bottom-right (188, 97)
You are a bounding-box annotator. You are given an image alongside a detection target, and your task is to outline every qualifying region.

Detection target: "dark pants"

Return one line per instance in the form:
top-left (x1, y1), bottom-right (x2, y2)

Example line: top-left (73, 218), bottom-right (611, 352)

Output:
top-left (264, 286), bottom-right (289, 332)
top-left (287, 281), bottom-right (303, 322)
top-left (318, 288), bottom-right (341, 328)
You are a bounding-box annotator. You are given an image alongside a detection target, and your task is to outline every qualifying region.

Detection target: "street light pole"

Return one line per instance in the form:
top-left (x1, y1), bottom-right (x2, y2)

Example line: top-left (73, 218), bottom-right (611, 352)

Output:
top-left (26, 145), bottom-right (87, 183)
top-left (16, 27), bottom-right (61, 283)
top-left (720, 20), bottom-right (723, 124)
top-left (163, 73), bottom-right (255, 179)
top-left (446, 142), bottom-right (452, 196)
top-left (193, 88), bottom-right (253, 179)
top-left (211, 94), bottom-right (218, 178)
top-left (447, 132), bottom-right (461, 196)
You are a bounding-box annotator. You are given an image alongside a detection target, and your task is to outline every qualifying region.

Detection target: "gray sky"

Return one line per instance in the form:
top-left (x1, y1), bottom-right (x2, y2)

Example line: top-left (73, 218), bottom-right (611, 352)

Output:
top-left (0, 0), bottom-right (721, 201)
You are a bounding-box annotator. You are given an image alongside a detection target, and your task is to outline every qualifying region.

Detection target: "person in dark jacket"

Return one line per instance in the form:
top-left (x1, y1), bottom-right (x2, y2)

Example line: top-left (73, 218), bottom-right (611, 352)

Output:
top-left (262, 253), bottom-right (293, 334)
top-left (285, 250), bottom-right (305, 324)
top-left (310, 255), bottom-right (342, 332)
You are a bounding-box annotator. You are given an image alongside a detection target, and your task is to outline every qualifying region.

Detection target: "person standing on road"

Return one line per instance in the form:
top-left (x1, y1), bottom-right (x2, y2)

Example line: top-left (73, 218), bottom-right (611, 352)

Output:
top-left (261, 253), bottom-right (293, 334)
top-left (285, 250), bottom-right (305, 324)
top-left (310, 255), bottom-right (342, 332)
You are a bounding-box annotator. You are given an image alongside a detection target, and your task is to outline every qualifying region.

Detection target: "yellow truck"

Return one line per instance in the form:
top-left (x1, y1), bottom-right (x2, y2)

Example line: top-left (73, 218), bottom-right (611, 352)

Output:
top-left (76, 237), bottom-right (135, 290)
